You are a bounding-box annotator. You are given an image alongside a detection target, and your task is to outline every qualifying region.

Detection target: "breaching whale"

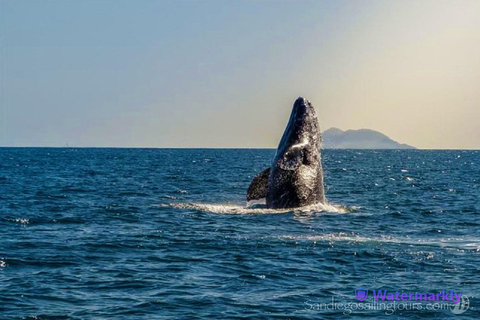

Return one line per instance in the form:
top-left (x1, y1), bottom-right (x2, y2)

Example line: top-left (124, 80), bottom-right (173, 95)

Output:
top-left (247, 97), bottom-right (326, 208)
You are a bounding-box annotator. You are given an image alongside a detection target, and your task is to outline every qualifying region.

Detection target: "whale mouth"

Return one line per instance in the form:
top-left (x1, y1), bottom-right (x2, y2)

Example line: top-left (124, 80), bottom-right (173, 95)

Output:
top-left (290, 96), bottom-right (317, 132)
top-left (276, 97), bottom-right (318, 155)
top-left (292, 97), bottom-right (311, 123)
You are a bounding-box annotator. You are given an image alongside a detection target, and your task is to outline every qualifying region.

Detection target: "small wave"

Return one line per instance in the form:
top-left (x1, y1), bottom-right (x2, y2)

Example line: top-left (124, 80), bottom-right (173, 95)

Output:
top-left (279, 233), bottom-right (480, 251)
top-left (3, 217), bottom-right (30, 225)
top-left (165, 201), bottom-right (349, 215)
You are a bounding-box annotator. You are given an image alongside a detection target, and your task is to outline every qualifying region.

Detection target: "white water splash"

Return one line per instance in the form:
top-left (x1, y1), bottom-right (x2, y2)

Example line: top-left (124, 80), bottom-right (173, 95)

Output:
top-left (165, 201), bottom-right (349, 215)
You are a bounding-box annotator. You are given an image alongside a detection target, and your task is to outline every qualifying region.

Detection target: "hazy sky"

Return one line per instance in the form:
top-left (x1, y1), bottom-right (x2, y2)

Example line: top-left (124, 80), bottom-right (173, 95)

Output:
top-left (1, 0), bottom-right (479, 149)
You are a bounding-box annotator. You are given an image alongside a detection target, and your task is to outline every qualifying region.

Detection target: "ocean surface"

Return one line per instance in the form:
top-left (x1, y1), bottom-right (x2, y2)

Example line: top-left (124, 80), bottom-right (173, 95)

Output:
top-left (0, 148), bottom-right (478, 319)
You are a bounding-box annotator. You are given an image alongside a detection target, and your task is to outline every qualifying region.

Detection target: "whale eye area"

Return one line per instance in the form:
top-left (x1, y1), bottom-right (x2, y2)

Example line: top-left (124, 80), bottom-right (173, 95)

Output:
top-left (303, 149), bottom-right (313, 165)
top-left (279, 148), bottom-right (303, 170)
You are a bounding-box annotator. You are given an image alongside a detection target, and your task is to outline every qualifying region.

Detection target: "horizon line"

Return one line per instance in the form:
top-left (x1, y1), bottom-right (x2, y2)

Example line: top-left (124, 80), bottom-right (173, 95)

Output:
top-left (0, 146), bottom-right (479, 151)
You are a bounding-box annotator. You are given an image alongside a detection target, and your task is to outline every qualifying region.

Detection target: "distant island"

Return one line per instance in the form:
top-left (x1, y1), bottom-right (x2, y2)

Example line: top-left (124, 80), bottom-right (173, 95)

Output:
top-left (322, 128), bottom-right (416, 149)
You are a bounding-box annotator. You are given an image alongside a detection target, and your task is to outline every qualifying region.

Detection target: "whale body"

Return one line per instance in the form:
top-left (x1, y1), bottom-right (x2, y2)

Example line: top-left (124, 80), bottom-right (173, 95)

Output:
top-left (247, 97), bottom-right (326, 208)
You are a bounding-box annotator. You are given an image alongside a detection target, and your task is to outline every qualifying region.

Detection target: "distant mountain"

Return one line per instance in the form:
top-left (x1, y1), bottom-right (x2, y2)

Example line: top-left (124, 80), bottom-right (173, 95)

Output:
top-left (322, 128), bottom-right (416, 149)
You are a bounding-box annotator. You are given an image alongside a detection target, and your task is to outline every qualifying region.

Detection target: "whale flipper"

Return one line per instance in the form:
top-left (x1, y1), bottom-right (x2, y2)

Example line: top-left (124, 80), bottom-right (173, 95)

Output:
top-left (247, 168), bottom-right (270, 201)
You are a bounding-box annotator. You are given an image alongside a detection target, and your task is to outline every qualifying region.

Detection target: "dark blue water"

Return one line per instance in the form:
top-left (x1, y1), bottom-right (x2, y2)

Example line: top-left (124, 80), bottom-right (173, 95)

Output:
top-left (0, 148), bottom-right (478, 319)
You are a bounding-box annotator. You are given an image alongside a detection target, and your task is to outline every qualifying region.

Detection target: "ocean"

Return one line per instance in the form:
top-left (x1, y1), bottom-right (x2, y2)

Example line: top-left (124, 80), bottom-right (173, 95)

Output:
top-left (0, 148), bottom-right (478, 319)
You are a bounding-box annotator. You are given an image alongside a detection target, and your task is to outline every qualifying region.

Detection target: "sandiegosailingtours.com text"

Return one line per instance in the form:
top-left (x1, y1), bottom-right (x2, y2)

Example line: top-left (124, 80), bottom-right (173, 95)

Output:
top-left (304, 288), bottom-right (471, 316)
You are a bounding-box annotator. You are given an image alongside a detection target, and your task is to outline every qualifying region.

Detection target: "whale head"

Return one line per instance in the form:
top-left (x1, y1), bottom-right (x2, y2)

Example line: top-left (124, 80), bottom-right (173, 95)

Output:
top-left (275, 97), bottom-right (321, 171)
